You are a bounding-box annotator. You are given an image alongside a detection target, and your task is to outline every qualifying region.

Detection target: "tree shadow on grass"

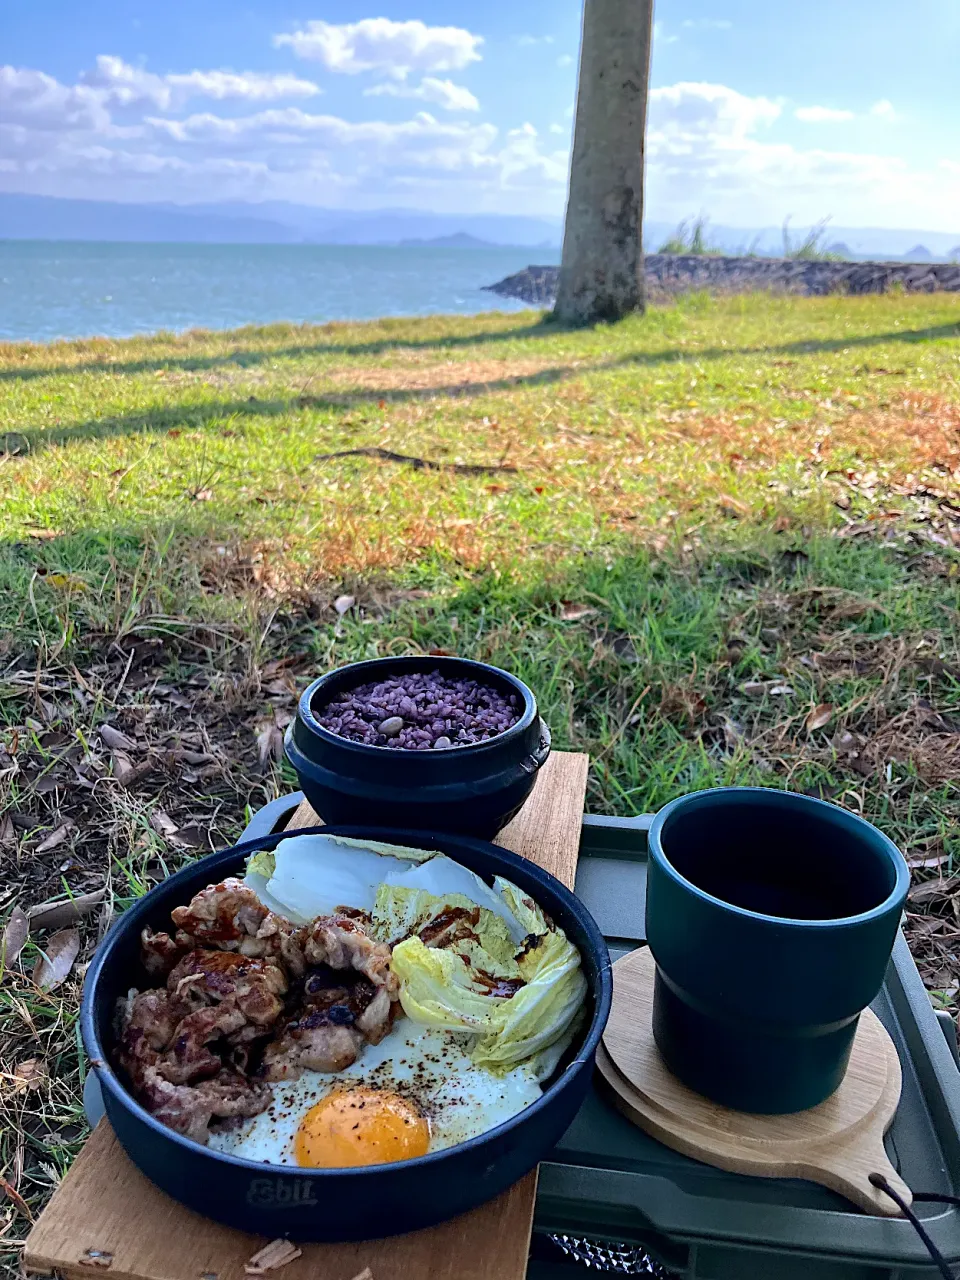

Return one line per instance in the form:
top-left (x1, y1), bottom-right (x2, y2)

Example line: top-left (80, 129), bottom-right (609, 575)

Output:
top-left (5, 315), bottom-right (960, 457)
top-left (1, 365), bottom-right (583, 455)
top-left (0, 317), bottom-right (564, 384)
top-left (1, 315), bottom-right (958, 386)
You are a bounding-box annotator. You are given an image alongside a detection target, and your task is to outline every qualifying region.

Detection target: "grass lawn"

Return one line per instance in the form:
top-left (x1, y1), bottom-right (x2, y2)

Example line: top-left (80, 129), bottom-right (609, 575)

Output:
top-left (0, 290), bottom-right (959, 1266)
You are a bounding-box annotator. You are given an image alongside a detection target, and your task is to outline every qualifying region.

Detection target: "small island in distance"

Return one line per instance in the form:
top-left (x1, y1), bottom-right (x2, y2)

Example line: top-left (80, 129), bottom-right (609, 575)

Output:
top-left (396, 232), bottom-right (497, 248)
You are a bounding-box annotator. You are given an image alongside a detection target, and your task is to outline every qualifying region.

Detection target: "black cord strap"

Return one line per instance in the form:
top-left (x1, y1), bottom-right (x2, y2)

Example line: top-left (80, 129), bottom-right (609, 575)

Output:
top-left (869, 1173), bottom-right (956, 1280)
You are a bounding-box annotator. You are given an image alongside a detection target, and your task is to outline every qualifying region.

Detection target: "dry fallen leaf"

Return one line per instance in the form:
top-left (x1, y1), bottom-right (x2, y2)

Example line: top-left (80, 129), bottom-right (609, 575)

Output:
top-left (0, 812), bottom-right (15, 848)
top-left (0, 1172), bottom-right (33, 1222)
top-left (908, 854), bottom-right (950, 870)
top-left (831, 599), bottom-right (876, 621)
top-left (909, 876), bottom-right (960, 904)
top-left (32, 927), bottom-right (81, 991)
top-left (35, 824), bottom-right (72, 855)
top-left (150, 810), bottom-right (179, 837)
top-left (740, 679), bottom-right (793, 696)
top-left (1, 905), bottom-right (29, 969)
top-left (110, 750), bottom-right (135, 784)
top-left (111, 751), bottom-right (153, 786)
top-left (256, 720), bottom-right (285, 771)
top-left (10, 1057), bottom-right (48, 1093)
top-left (805, 703), bottom-right (834, 732)
top-left (192, 488), bottom-right (214, 502)
top-left (559, 601), bottom-right (597, 622)
top-left (720, 716), bottom-right (744, 750)
top-left (334, 593), bottom-right (356, 615)
top-left (244, 1239), bottom-right (303, 1274)
top-left (28, 888), bottom-right (105, 931)
top-left (170, 824), bottom-right (208, 850)
top-left (99, 724), bottom-right (137, 752)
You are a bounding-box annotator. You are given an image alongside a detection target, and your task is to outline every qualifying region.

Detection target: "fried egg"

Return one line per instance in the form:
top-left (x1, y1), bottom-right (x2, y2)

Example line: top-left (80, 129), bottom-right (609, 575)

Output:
top-left (208, 1019), bottom-right (542, 1168)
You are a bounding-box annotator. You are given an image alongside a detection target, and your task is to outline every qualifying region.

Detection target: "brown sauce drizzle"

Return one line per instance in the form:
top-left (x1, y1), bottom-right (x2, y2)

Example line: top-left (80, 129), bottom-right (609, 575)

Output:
top-left (470, 968), bottom-right (525, 998)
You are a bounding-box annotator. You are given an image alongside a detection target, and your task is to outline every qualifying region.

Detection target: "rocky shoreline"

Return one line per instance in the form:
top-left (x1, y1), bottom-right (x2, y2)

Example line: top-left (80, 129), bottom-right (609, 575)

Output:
top-left (485, 254), bottom-right (960, 306)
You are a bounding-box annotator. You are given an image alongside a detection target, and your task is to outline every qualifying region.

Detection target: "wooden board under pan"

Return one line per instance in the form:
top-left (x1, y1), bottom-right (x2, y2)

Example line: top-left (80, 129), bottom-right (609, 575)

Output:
top-left (24, 751), bottom-right (589, 1280)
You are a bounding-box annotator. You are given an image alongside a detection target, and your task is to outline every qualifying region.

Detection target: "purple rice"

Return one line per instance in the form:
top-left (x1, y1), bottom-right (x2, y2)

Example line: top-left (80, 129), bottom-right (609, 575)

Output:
top-left (315, 669), bottom-right (521, 750)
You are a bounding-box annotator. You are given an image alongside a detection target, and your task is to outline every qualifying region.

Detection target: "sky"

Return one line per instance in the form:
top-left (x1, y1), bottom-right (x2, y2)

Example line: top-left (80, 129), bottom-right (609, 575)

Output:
top-left (2, 0), bottom-right (959, 231)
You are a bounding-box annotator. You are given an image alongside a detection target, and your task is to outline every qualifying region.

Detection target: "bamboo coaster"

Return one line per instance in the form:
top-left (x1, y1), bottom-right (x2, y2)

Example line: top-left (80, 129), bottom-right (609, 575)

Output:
top-left (597, 946), bottom-right (910, 1216)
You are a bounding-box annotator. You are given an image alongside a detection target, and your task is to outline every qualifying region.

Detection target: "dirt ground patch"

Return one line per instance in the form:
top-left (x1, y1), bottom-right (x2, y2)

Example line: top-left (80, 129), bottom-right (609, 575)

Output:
top-left (322, 356), bottom-right (564, 393)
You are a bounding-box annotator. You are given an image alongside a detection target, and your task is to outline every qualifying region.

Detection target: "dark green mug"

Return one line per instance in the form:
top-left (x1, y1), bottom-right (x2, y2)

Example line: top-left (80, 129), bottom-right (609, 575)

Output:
top-left (646, 788), bottom-right (909, 1114)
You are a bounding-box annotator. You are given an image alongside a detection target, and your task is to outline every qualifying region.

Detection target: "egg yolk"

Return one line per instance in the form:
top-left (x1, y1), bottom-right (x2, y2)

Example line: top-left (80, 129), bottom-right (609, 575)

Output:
top-left (294, 1088), bottom-right (430, 1168)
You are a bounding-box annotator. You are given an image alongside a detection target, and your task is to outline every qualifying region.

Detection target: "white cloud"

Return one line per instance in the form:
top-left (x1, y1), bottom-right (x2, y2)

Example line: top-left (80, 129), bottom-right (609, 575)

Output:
top-left (1, 56), bottom-right (956, 227)
top-left (364, 77), bottom-right (479, 112)
top-left (795, 105), bottom-right (855, 123)
top-left (682, 19), bottom-right (733, 29)
top-left (517, 34), bottom-right (554, 46)
top-left (497, 122), bottom-right (568, 187)
top-left (645, 80), bottom-right (960, 229)
top-left (650, 81), bottom-right (781, 140)
top-left (556, 55), bottom-right (574, 68)
top-left (653, 22), bottom-right (680, 45)
top-left (79, 56), bottom-right (320, 109)
top-left (870, 99), bottom-right (899, 121)
top-left (167, 70), bottom-right (320, 102)
top-left (79, 56), bottom-right (171, 108)
top-left (147, 106), bottom-right (499, 170)
top-left (274, 19), bottom-right (482, 79)
top-left (0, 65), bottom-right (109, 131)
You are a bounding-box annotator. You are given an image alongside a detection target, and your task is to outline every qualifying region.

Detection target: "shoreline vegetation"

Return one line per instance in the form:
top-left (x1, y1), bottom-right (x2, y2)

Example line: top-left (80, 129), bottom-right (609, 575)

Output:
top-left (1, 291), bottom-right (959, 1267)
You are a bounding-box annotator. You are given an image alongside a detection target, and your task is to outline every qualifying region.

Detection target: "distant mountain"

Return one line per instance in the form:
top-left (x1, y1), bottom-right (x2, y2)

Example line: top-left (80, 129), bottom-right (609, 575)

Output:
top-left (904, 244), bottom-right (932, 260)
top-left (397, 232), bottom-right (496, 248)
top-left (192, 202), bottom-right (563, 247)
top-left (0, 194), bottom-right (957, 259)
top-left (0, 193), bottom-right (299, 243)
top-left (0, 193), bottom-right (562, 247)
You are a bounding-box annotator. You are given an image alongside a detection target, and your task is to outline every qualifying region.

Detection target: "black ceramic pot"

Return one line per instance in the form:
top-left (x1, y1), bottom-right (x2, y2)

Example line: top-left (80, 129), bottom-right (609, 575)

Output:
top-left (81, 824), bottom-right (611, 1241)
top-left (285, 656), bottom-right (551, 837)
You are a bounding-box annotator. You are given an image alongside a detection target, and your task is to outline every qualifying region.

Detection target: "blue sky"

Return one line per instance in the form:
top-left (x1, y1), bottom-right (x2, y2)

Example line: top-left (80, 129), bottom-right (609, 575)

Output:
top-left (3, 0), bottom-right (958, 230)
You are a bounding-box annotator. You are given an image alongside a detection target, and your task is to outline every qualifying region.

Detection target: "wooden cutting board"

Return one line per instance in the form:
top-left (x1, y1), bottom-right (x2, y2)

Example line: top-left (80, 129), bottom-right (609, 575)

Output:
top-left (597, 946), bottom-right (910, 1216)
top-left (25, 751), bottom-right (589, 1280)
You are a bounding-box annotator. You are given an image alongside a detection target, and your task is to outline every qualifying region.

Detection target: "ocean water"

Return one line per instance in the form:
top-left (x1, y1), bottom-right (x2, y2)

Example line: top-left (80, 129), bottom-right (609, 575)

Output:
top-left (0, 241), bottom-right (558, 343)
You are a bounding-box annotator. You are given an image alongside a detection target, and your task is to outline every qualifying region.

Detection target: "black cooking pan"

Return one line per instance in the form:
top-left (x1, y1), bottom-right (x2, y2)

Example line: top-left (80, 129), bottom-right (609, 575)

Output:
top-left (81, 825), bottom-right (611, 1241)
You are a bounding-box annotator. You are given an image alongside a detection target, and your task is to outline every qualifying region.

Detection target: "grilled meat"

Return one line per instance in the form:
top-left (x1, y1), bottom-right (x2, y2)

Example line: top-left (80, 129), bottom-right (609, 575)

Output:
top-left (164, 880), bottom-right (309, 977)
top-left (303, 914), bottom-right (397, 994)
top-left (170, 877), bottom-right (269, 947)
top-left (260, 964), bottom-right (397, 1079)
top-left (140, 1065), bottom-right (270, 1143)
top-left (167, 949), bottom-right (287, 1025)
top-left (118, 894), bottom-right (402, 1136)
top-left (141, 927), bottom-right (188, 979)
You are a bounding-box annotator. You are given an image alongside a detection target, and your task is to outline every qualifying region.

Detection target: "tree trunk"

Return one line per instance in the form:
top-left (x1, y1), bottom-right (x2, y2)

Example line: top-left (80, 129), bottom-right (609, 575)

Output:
top-left (554, 0), bottom-right (655, 325)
